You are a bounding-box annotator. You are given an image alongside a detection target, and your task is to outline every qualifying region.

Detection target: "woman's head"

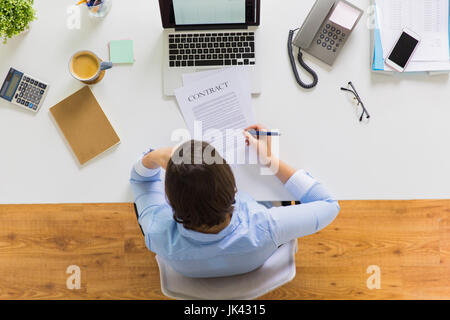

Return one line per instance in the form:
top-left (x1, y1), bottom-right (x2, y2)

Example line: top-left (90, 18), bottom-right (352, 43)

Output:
top-left (165, 140), bottom-right (236, 230)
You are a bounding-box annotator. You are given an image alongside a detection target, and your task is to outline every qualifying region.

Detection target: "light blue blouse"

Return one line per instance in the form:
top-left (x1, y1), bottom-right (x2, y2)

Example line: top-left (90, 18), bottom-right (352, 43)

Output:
top-left (130, 158), bottom-right (340, 278)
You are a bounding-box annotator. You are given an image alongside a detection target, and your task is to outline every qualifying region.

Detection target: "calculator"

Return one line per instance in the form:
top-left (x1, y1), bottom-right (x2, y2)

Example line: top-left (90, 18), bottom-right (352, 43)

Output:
top-left (0, 68), bottom-right (49, 112)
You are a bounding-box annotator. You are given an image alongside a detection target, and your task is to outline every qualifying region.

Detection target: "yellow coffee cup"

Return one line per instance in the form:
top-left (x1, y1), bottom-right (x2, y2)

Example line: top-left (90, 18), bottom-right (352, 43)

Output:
top-left (69, 50), bottom-right (112, 84)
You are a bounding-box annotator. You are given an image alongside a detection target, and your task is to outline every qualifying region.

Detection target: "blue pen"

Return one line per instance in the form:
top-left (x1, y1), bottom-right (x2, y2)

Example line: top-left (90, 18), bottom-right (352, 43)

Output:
top-left (247, 130), bottom-right (281, 137)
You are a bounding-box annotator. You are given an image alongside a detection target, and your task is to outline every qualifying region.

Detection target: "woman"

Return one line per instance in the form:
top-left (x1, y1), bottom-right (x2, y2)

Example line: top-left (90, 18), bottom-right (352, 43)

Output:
top-left (130, 125), bottom-right (340, 278)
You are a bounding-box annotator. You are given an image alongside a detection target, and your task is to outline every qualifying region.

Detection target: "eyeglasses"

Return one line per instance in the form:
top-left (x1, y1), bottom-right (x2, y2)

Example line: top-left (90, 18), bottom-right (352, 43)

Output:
top-left (340, 81), bottom-right (370, 122)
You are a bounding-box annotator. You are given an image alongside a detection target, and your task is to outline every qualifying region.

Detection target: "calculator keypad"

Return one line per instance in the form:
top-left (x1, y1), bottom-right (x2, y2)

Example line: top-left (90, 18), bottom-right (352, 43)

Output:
top-left (316, 23), bottom-right (346, 53)
top-left (15, 76), bottom-right (47, 111)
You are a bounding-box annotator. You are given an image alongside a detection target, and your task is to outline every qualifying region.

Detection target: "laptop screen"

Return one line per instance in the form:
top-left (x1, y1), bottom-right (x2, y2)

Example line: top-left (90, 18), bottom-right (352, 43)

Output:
top-left (159, 0), bottom-right (260, 29)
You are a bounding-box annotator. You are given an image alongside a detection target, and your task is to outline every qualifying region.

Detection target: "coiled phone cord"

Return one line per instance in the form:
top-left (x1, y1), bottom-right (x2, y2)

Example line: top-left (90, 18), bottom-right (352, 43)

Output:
top-left (288, 29), bottom-right (318, 89)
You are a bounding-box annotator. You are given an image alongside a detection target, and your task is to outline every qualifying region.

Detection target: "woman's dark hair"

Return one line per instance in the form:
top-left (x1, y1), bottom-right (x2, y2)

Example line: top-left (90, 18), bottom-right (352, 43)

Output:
top-left (165, 140), bottom-right (236, 230)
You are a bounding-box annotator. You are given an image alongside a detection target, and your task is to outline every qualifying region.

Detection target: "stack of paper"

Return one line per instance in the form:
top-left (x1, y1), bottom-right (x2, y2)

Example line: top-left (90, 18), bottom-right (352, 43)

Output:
top-left (371, 0), bottom-right (450, 73)
top-left (174, 67), bottom-right (256, 163)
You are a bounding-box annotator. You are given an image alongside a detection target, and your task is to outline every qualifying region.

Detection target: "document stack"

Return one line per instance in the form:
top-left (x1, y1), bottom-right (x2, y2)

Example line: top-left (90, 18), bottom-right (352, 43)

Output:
top-left (370, 0), bottom-right (450, 74)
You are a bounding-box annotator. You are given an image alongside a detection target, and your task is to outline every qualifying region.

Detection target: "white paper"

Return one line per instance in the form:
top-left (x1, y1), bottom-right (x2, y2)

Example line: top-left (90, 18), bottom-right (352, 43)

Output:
top-left (175, 67), bottom-right (255, 162)
top-left (182, 68), bottom-right (252, 108)
top-left (377, 0), bottom-right (449, 62)
top-left (406, 60), bottom-right (450, 72)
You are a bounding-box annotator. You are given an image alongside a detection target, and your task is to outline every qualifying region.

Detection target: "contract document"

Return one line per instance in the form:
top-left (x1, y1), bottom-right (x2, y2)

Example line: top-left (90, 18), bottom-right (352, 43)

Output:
top-left (174, 68), bottom-right (255, 162)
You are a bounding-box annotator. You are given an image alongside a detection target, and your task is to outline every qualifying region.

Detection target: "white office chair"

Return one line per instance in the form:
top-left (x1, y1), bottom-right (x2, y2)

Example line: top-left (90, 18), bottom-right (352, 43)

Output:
top-left (155, 239), bottom-right (298, 300)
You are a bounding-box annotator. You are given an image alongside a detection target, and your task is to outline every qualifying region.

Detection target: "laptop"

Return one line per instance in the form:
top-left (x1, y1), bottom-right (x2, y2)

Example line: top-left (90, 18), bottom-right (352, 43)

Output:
top-left (159, 0), bottom-right (262, 96)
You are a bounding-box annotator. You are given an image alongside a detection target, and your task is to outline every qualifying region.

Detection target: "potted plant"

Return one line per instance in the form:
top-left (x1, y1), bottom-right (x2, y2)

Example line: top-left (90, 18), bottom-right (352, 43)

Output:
top-left (0, 0), bottom-right (36, 44)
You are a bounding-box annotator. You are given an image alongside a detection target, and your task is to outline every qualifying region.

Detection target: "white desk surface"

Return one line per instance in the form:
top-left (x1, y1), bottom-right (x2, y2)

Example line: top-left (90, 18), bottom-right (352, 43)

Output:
top-left (1, 0), bottom-right (450, 204)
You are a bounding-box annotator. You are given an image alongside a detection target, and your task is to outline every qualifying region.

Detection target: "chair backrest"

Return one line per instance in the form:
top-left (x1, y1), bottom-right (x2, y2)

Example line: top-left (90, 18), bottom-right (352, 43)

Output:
top-left (156, 239), bottom-right (298, 300)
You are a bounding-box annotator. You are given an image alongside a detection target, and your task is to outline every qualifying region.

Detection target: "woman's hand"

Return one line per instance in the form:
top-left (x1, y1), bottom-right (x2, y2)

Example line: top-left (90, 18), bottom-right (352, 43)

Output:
top-left (142, 147), bottom-right (174, 170)
top-left (243, 124), bottom-right (274, 167)
top-left (244, 124), bottom-right (296, 183)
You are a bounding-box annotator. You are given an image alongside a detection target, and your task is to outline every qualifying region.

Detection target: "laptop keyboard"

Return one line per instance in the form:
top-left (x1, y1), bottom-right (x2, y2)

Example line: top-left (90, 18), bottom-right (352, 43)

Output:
top-left (168, 32), bottom-right (256, 68)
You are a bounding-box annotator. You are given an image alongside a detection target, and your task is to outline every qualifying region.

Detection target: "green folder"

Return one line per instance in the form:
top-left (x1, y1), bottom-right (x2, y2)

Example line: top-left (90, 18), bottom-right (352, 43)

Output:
top-left (109, 40), bottom-right (134, 64)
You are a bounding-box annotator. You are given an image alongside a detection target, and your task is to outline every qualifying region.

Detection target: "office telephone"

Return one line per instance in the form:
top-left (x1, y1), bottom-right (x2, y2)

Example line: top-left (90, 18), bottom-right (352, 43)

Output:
top-left (288, 0), bottom-right (363, 89)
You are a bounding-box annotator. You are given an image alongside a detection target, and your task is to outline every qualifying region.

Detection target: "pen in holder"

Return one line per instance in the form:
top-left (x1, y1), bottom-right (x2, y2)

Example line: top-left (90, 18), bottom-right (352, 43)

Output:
top-left (86, 0), bottom-right (112, 18)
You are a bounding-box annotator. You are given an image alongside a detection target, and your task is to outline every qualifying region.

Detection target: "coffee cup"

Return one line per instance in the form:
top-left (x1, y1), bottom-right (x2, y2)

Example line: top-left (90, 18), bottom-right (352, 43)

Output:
top-left (69, 50), bottom-right (112, 84)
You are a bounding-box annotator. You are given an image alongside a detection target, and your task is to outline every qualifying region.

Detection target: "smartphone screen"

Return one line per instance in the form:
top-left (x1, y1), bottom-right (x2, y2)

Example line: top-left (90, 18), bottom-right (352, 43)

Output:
top-left (388, 32), bottom-right (419, 68)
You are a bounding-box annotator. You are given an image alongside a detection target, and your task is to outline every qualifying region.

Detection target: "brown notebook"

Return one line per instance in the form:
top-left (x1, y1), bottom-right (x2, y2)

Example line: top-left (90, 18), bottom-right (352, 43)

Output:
top-left (50, 86), bottom-right (120, 165)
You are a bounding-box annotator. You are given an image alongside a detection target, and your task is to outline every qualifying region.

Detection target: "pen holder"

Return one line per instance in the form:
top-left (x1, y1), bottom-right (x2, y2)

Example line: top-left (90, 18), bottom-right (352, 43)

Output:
top-left (86, 0), bottom-right (112, 18)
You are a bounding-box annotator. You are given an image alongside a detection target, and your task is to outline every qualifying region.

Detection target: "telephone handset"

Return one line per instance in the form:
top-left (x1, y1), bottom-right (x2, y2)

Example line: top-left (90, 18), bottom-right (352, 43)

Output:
top-left (289, 0), bottom-right (363, 89)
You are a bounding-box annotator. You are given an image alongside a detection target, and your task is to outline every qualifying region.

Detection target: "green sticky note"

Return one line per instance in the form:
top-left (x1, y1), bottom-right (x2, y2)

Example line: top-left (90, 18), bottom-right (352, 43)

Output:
top-left (109, 40), bottom-right (134, 64)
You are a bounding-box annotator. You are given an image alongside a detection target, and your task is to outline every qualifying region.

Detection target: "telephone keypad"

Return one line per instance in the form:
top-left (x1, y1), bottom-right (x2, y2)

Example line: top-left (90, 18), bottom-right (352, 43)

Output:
top-left (316, 22), bottom-right (346, 53)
